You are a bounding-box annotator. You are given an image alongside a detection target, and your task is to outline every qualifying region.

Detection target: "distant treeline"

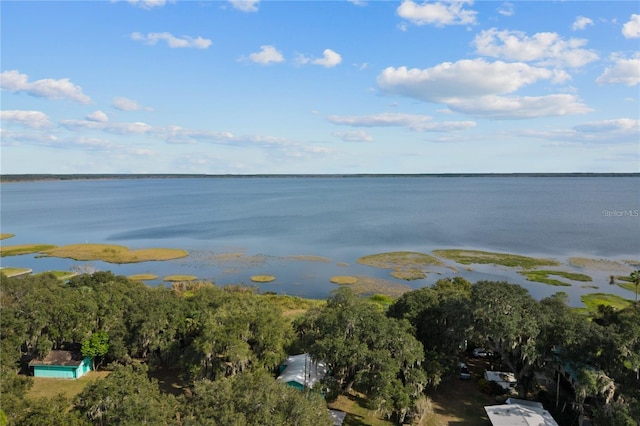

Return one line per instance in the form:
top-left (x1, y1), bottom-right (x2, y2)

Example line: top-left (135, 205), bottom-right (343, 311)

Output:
top-left (2, 172), bottom-right (638, 183)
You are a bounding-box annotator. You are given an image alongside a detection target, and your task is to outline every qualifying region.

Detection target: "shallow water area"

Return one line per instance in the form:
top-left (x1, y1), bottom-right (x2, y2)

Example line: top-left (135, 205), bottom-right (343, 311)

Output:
top-left (2, 176), bottom-right (638, 306)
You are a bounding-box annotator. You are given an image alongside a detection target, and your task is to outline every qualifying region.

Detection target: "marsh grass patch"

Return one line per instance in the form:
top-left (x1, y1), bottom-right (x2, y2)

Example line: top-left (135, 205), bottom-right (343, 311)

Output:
top-left (0, 234), bottom-right (15, 240)
top-left (349, 276), bottom-right (411, 298)
top-left (1, 244), bottom-right (57, 257)
top-left (569, 257), bottom-right (635, 273)
top-left (390, 269), bottom-right (426, 281)
top-left (433, 249), bottom-right (559, 269)
top-left (581, 293), bottom-right (632, 313)
top-left (41, 244), bottom-right (188, 264)
top-left (330, 275), bottom-right (358, 285)
top-left (519, 270), bottom-right (592, 286)
top-left (251, 275), bottom-right (276, 283)
top-left (128, 274), bottom-right (159, 281)
top-left (357, 251), bottom-right (442, 279)
top-left (164, 275), bottom-right (198, 282)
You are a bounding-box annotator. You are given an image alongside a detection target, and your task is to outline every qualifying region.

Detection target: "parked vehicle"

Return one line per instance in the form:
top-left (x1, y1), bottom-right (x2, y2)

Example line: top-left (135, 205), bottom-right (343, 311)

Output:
top-left (459, 362), bottom-right (471, 380)
top-left (472, 348), bottom-right (491, 358)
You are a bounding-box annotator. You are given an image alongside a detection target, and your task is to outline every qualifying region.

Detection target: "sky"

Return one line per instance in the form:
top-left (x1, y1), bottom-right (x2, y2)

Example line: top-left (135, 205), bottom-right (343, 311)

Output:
top-left (1, 0), bottom-right (639, 174)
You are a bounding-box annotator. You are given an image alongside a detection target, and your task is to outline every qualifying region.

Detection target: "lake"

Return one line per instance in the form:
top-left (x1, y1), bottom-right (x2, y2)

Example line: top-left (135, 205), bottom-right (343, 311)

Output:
top-left (1, 176), bottom-right (639, 305)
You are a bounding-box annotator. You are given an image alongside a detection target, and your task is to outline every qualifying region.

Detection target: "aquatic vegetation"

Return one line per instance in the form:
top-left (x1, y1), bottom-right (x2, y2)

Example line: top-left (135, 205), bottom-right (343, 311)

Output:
top-left (163, 275), bottom-right (198, 282)
top-left (330, 276), bottom-right (358, 285)
top-left (285, 255), bottom-right (332, 263)
top-left (128, 274), bottom-right (159, 281)
top-left (519, 270), bottom-right (592, 286)
top-left (251, 275), bottom-right (276, 283)
top-left (569, 257), bottom-right (634, 273)
top-left (433, 249), bottom-right (559, 269)
top-left (390, 269), bottom-right (426, 281)
top-left (0, 267), bottom-right (32, 277)
top-left (40, 244), bottom-right (188, 264)
top-left (581, 293), bottom-right (632, 313)
top-left (1, 244), bottom-right (57, 257)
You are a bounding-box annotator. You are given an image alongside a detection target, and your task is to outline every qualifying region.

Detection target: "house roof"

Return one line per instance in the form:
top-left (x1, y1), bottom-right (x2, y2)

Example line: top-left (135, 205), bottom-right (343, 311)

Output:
top-left (277, 353), bottom-right (327, 388)
top-left (29, 350), bottom-right (86, 367)
top-left (485, 402), bottom-right (559, 426)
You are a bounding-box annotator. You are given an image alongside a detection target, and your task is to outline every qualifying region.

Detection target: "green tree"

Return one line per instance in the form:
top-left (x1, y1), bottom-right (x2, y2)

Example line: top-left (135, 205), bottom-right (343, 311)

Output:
top-left (74, 363), bottom-right (178, 425)
top-left (470, 281), bottom-right (543, 397)
top-left (81, 331), bottom-right (109, 370)
top-left (630, 270), bottom-right (640, 303)
top-left (180, 370), bottom-right (332, 426)
top-left (296, 287), bottom-right (426, 422)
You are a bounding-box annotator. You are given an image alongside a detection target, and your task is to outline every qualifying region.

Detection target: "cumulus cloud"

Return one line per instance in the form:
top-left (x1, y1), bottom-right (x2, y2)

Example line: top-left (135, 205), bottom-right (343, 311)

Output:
top-left (112, 96), bottom-right (153, 111)
top-left (229, 0), bottom-right (260, 12)
top-left (86, 110), bottom-right (109, 123)
top-left (377, 59), bottom-right (563, 102)
top-left (0, 110), bottom-right (52, 129)
top-left (327, 112), bottom-right (475, 132)
top-left (0, 70), bottom-right (92, 104)
top-left (332, 130), bottom-right (373, 142)
top-left (497, 2), bottom-right (514, 17)
top-left (445, 94), bottom-right (592, 119)
top-left (472, 28), bottom-right (598, 67)
top-left (397, 0), bottom-right (477, 27)
top-left (125, 0), bottom-right (172, 9)
top-left (347, 0), bottom-right (367, 6)
top-left (312, 49), bottom-right (342, 68)
top-left (522, 118), bottom-right (640, 144)
top-left (131, 32), bottom-right (212, 49)
top-left (596, 53), bottom-right (640, 86)
top-left (622, 14), bottom-right (640, 38)
top-left (572, 16), bottom-right (593, 31)
top-left (248, 45), bottom-right (285, 64)
top-left (60, 119), bottom-right (153, 135)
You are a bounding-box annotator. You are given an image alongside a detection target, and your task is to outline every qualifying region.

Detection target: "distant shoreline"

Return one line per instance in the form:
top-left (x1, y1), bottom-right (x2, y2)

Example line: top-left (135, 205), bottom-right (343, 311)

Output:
top-left (2, 172), bottom-right (639, 183)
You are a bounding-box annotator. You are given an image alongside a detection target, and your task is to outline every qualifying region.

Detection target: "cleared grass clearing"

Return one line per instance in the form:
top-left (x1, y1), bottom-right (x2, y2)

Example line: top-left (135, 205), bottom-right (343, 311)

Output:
top-left (27, 371), bottom-right (110, 400)
top-left (33, 270), bottom-right (78, 280)
top-left (41, 244), bottom-right (188, 264)
top-left (1, 244), bottom-right (57, 257)
top-left (328, 391), bottom-right (394, 426)
top-left (433, 249), bottom-right (559, 269)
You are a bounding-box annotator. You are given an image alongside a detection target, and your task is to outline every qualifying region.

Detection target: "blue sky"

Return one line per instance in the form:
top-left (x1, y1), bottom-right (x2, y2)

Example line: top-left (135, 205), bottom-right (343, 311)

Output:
top-left (1, 0), bottom-right (639, 174)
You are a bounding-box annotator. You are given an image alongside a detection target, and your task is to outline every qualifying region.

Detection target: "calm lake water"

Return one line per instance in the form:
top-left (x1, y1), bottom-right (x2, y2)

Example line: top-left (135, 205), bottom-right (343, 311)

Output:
top-left (2, 176), bottom-right (639, 305)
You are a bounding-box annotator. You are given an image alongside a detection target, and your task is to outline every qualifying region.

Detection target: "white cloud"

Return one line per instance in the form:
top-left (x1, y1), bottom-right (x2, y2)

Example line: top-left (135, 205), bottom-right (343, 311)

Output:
top-left (248, 45), bottom-right (285, 64)
top-left (397, 0), bottom-right (477, 27)
top-left (596, 53), bottom-right (640, 86)
top-left (572, 16), bottom-right (593, 31)
top-left (0, 110), bottom-right (52, 129)
top-left (446, 94), bottom-right (592, 119)
top-left (229, 0), bottom-right (260, 12)
top-left (60, 119), bottom-right (153, 135)
top-left (0, 70), bottom-right (92, 104)
top-left (348, 0), bottom-right (367, 6)
top-left (131, 32), bottom-right (212, 49)
top-left (622, 14), bottom-right (640, 38)
top-left (523, 118), bottom-right (640, 144)
top-left (312, 49), bottom-right (342, 68)
top-left (86, 110), bottom-right (109, 123)
top-left (377, 59), bottom-right (561, 102)
top-left (472, 28), bottom-right (598, 67)
top-left (112, 96), bottom-right (153, 111)
top-left (497, 2), bottom-right (514, 17)
top-left (327, 112), bottom-right (475, 131)
top-left (125, 0), bottom-right (171, 9)
top-left (332, 130), bottom-right (373, 142)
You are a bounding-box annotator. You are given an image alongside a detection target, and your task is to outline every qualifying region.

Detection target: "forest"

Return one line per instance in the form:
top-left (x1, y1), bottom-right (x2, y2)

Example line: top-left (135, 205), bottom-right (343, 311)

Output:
top-left (1, 271), bottom-right (639, 425)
